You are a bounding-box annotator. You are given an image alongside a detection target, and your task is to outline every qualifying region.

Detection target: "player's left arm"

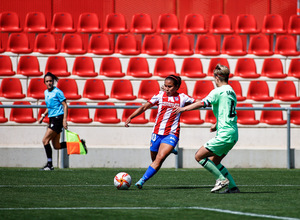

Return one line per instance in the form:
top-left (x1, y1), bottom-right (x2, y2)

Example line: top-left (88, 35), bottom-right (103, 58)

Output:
top-left (174, 100), bottom-right (208, 114)
top-left (62, 100), bottom-right (68, 129)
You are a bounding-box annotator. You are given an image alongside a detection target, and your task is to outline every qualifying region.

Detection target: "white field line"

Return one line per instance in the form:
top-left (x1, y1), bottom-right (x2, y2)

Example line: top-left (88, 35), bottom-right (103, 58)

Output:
top-left (0, 184), bottom-right (300, 187)
top-left (0, 206), bottom-right (299, 220)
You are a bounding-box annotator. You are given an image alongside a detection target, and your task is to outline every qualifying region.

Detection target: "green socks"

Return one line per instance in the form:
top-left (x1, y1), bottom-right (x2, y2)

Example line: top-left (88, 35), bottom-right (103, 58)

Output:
top-left (217, 163), bottom-right (237, 189)
top-left (199, 158), bottom-right (226, 181)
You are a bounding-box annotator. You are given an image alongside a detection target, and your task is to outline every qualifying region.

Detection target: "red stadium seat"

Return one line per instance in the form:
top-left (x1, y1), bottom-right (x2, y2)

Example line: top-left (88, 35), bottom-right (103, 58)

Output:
top-left (0, 37), bottom-right (4, 53)
top-left (183, 14), bottom-right (207, 34)
top-left (57, 78), bottom-right (81, 100)
top-left (0, 12), bottom-right (22, 32)
top-left (275, 35), bottom-right (300, 56)
top-left (110, 79), bottom-right (136, 100)
top-left (122, 102), bottom-right (148, 124)
top-left (192, 80), bottom-right (214, 100)
top-left (141, 34), bottom-right (167, 55)
top-left (34, 33), bottom-right (59, 54)
top-left (181, 110), bottom-right (204, 124)
top-left (168, 34), bottom-right (193, 55)
top-left (262, 14), bottom-right (286, 34)
top-left (17, 56), bottom-right (43, 77)
top-left (88, 33), bottom-right (114, 55)
top-left (246, 80), bottom-right (273, 101)
top-left (178, 80), bottom-right (188, 95)
top-left (274, 81), bottom-right (300, 102)
top-left (248, 34), bottom-right (273, 56)
top-left (288, 15), bottom-right (300, 34)
top-left (38, 101), bottom-right (49, 123)
top-left (221, 35), bottom-right (247, 56)
top-left (228, 81), bottom-right (246, 101)
top-left (27, 78), bottom-right (47, 99)
top-left (61, 33), bottom-right (86, 54)
top-left (77, 13), bottom-right (102, 33)
top-left (138, 80), bottom-right (160, 100)
top-left (0, 55), bottom-right (15, 76)
top-left (10, 101), bottom-right (36, 123)
top-left (104, 13), bottom-right (128, 34)
top-left (115, 34), bottom-right (140, 55)
top-left (82, 79), bottom-right (109, 100)
top-left (7, 33), bottom-right (33, 54)
top-left (24, 12), bottom-right (49, 33)
top-left (0, 102), bottom-right (8, 123)
top-left (99, 57), bottom-right (125, 77)
top-left (207, 58), bottom-right (232, 77)
top-left (181, 58), bottom-right (206, 78)
top-left (235, 14), bottom-right (260, 34)
top-left (94, 102), bottom-right (120, 124)
top-left (288, 58), bottom-right (300, 78)
top-left (236, 103), bottom-right (259, 125)
top-left (260, 104), bottom-right (286, 125)
top-left (68, 102), bottom-right (92, 123)
top-left (261, 58), bottom-right (287, 79)
top-left (45, 56), bottom-right (70, 77)
top-left (149, 108), bottom-right (158, 122)
top-left (156, 13), bottom-right (181, 34)
top-left (234, 58), bottom-right (260, 78)
top-left (153, 57), bottom-right (177, 78)
top-left (72, 56), bottom-right (97, 77)
top-left (205, 110), bottom-right (216, 124)
top-left (290, 104), bottom-right (300, 125)
top-left (127, 57), bottom-right (152, 78)
top-left (51, 12), bottom-right (76, 33)
top-left (130, 13), bottom-right (155, 34)
top-left (195, 34), bottom-right (220, 56)
top-left (0, 78), bottom-right (25, 99)
top-left (210, 14), bottom-right (234, 34)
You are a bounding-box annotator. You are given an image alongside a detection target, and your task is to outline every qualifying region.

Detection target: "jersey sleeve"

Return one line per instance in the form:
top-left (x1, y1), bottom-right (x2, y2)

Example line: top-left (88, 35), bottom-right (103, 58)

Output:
top-left (56, 88), bottom-right (66, 103)
top-left (148, 91), bottom-right (163, 105)
top-left (202, 89), bottom-right (218, 106)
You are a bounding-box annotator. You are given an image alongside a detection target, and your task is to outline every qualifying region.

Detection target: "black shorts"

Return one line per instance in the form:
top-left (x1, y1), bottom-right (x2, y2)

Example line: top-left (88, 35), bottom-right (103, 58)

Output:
top-left (48, 114), bottom-right (64, 134)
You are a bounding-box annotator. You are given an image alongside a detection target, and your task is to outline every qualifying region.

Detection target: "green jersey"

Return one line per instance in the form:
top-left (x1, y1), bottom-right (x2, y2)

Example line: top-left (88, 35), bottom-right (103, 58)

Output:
top-left (203, 84), bottom-right (238, 142)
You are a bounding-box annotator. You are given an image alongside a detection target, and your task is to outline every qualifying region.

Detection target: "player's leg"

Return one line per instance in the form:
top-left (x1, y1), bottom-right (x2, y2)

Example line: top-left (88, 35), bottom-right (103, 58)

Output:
top-left (51, 132), bottom-right (66, 150)
top-left (211, 155), bottom-right (240, 193)
top-left (41, 128), bottom-right (58, 170)
top-left (195, 144), bottom-right (229, 192)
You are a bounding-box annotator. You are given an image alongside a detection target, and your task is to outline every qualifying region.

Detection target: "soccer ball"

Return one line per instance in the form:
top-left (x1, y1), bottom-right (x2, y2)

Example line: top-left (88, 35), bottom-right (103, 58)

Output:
top-left (114, 172), bottom-right (132, 190)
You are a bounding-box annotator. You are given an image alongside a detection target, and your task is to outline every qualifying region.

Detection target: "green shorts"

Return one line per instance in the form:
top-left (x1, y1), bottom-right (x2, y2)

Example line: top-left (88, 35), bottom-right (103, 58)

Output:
top-left (204, 134), bottom-right (238, 156)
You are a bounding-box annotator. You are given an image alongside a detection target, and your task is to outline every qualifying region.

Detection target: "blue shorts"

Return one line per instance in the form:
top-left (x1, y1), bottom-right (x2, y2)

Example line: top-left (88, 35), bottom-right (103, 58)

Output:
top-left (150, 133), bottom-right (179, 152)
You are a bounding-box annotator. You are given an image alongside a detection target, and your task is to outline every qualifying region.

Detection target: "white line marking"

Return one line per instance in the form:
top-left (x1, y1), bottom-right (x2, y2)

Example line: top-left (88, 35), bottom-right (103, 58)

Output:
top-left (0, 207), bottom-right (298, 220)
top-left (0, 184), bottom-right (300, 188)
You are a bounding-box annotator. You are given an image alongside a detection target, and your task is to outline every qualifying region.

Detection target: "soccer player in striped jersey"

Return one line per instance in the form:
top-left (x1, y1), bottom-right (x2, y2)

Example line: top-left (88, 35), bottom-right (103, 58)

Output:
top-left (125, 75), bottom-right (195, 189)
top-left (174, 64), bottom-right (240, 193)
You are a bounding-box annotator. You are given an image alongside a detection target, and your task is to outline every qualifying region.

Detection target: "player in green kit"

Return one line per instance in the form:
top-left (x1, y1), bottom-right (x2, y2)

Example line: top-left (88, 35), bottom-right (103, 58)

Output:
top-left (174, 64), bottom-right (239, 193)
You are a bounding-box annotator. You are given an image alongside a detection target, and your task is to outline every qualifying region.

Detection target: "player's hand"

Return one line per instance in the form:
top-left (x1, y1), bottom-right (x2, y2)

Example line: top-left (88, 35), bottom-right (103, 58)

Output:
top-left (173, 106), bottom-right (184, 114)
top-left (125, 118), bottom-right (131, 127)
top-left (38, 117), bottom-right (44, 124)
top-left (63, 119), bottom-right (68, 130)
top-left (210, 123), bottom-right (217, 132)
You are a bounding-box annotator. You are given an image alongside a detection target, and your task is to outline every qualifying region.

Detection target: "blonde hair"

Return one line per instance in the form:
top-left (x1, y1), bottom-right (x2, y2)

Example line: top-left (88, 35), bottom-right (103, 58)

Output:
top-left (213, 64), bottom-right (230, 82)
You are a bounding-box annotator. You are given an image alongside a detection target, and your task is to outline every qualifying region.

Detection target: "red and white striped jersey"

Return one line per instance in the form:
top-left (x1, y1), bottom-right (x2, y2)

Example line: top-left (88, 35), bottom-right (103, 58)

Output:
top-left (149, 91), bottom-right (195, 137)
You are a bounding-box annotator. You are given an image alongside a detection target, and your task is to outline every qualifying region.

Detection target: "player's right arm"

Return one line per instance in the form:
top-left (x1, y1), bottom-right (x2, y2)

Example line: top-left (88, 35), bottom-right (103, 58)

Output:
top-left (174, 100), bottom-right (208, 114)
top-left (38, 109), bottom-right (48, 124)
top-left (125, 102), bottom-right (153, 127)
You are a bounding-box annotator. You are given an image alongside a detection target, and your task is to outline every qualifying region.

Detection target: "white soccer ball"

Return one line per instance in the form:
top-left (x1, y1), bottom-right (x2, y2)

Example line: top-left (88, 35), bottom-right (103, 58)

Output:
top-left (114, 172), bottom-right (132, 190)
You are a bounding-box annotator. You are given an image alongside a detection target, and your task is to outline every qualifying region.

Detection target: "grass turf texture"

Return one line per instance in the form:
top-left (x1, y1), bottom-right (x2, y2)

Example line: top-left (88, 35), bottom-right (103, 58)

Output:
top-left (0, 168), bottom-right (300, 220)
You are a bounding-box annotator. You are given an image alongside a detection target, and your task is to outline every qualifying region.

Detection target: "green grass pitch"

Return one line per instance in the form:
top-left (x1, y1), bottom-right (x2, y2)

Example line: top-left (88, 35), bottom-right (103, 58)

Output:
top-left (0, 168), bottom-right (300, 220)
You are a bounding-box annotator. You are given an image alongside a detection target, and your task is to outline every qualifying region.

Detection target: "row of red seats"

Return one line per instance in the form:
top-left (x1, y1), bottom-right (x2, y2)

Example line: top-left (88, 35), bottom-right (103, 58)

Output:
top-left (0, 77), bottom-right (299, 102)
top-left (1, 32), bottom-right (299, 56)
top-left (1, 101), bottom-right (299, 126)
top-left (1, 55), bottom-right (300, 79)
top-left (1, 12), bottom-right (299, 35)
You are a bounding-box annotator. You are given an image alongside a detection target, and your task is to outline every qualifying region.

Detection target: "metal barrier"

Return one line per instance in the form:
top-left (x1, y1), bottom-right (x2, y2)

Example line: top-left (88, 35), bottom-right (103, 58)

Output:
top-left (1, 104), bottom-right (300, 169)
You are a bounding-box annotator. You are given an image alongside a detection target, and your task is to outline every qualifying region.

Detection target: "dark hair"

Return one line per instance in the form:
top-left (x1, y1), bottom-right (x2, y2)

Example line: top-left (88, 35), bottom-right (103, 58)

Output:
top-left (213, 64), bottom-right (230, 82)
top-left (44, 72), bottom-right (58, 83)
top-left (165, 74), bottom-right (182, 88)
